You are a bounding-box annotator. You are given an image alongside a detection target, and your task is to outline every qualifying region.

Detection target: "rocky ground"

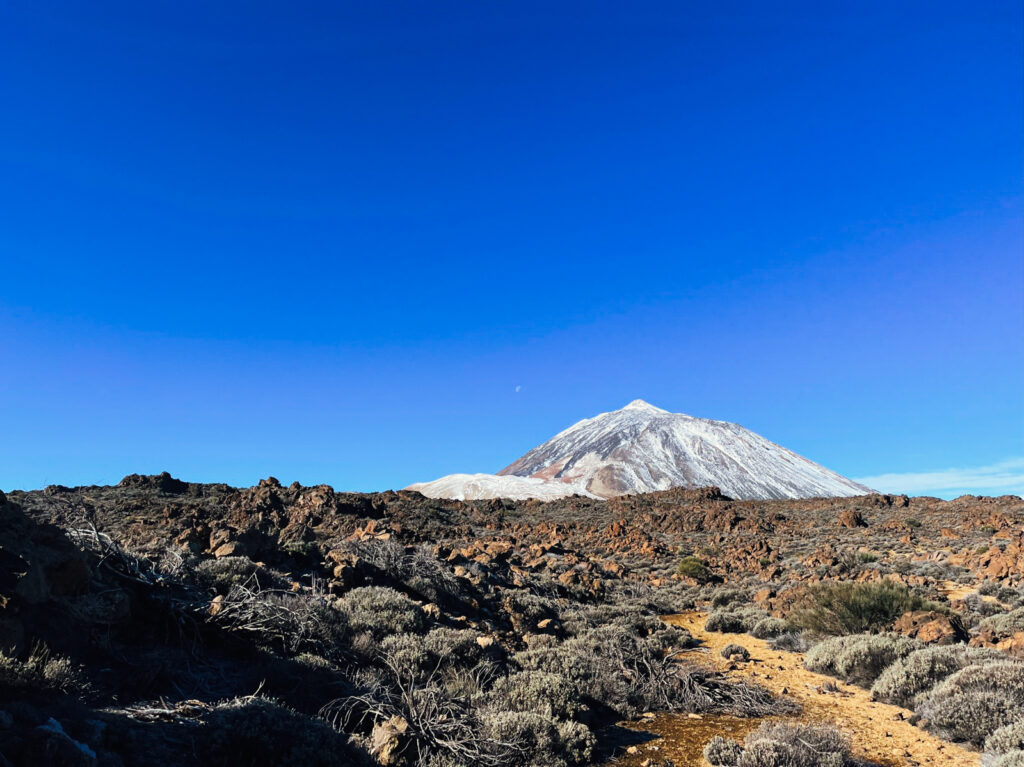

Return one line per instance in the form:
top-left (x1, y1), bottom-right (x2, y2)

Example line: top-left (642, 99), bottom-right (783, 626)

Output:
top-left (1, 474), bottom-right (1023, 766)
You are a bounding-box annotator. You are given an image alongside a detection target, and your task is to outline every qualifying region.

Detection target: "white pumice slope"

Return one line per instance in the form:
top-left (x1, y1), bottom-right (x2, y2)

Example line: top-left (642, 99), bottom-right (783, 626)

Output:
top-left (406, 400), bottom-right (874, 501)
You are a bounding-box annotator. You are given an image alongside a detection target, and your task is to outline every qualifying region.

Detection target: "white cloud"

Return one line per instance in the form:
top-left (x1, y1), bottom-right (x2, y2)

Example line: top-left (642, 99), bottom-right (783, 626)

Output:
top-left (514, 385), bottom-right (521, 393)
top-left (856, 457), bottom-right (1024, 498)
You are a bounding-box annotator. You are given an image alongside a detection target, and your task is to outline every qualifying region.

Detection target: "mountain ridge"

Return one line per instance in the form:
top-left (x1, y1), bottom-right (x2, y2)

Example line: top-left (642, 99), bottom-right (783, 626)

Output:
top-left (406, 400), bottom-right (874, 501)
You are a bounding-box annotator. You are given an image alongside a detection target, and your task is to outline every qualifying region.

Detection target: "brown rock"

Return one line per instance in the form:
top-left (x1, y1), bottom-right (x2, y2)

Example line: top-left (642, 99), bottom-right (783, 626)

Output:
top-left (838, 510), bottom-right (867, 528)
top-left (893, 611), bottom-right (968, 644)
top-left (476, 635), bottom-right (496, 649)
top-left (370, 716), bottom-right (409, 766)
top-left (213, 541), bottom-right (245, 558)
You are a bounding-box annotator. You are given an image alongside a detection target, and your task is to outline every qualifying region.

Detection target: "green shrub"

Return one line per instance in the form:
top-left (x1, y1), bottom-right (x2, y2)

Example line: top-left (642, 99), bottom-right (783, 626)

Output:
top-left (769, 632), bottom-right (809, 653)
top-left (201, 696), bottom-right (359, 767)
top-left (729, 722), bottom-right (855, 767)
top-left (677, 556), bottom-right (711, 582)
top-left (335, 585), bottom-right (426, 639)
top-left (196, 556), bottom-right (290, 594)
top-left (859, 552), bottom-right (879, 564)
top-left (487, 670), bottom-right (584, 720)
top-left (751, 618), bottom-right (787, 639)
top-left (706, 606), bottom-right (768, 634)
top-left (804, 633), bottom-right (922, 686)
top-left (978, 608), bottom-right (1024, 642)
top-left (704, 735), bottom-right (743, 766)
top-left (514, 622), bottom-right (787, 718)
top-left (705, 611), bottom-right (746, 633)
top-left (992, 752), bottom-right (1024, 767)
top-left (988, 720), bottom-right (1024, 755)
top-left (480, 709), bottom-right (594, 767)
top-left (788, 581), bottom-right (934, 635)
top-left (871, 644), bottom-right (1003, 707)
top-left (710, 588), bottom-right (746, 608)
top-left (906, 518), bottom-right (921, 528)
top-left (0, 645), bottom-right (88, 697)
top-left (916, 661), bottom-right (1024, 745)
top-left (721, 643), bottom-right (750, 661)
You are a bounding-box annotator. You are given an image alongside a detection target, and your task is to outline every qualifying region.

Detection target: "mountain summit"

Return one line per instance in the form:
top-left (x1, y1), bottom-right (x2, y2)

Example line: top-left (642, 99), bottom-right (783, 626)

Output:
top-left (406, 400), bottom-right (874, 501)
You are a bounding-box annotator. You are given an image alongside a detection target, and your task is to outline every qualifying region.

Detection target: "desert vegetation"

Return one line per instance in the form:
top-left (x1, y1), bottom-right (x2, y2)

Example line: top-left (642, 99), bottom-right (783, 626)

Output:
top-left (1, 476), bottom-right (1023, 765)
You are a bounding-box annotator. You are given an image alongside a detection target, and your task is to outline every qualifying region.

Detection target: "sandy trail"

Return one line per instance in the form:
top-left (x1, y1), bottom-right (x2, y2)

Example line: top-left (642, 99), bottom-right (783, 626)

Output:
top-left (605, 612), bottom-right (980, 767)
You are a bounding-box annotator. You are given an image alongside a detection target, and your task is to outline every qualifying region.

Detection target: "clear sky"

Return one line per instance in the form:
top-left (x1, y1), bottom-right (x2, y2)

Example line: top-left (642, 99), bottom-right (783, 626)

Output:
top-left (1, 2), bottom-right (1021, 498)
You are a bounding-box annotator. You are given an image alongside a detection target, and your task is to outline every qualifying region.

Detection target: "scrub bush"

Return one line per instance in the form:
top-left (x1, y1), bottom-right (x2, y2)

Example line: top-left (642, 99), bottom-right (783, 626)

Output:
top-left (804, 633), bottom-right (922, 686)
top-left (788, 581), bottom-right (933, 635)
top-left (871, 644), bottom-right (1002, 707)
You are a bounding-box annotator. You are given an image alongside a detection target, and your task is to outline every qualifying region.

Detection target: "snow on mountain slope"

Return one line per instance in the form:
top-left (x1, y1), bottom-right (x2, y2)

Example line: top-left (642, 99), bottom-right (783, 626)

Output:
top-left (405, 400), bottom-right (874, 501)
top-left (405, 473), bottom-right (595, 501)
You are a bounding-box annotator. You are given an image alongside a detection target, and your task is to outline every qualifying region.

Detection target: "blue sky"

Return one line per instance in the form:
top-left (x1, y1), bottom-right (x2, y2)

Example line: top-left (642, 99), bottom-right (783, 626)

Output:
top-left (1, 2), bottom-right (1021, 497)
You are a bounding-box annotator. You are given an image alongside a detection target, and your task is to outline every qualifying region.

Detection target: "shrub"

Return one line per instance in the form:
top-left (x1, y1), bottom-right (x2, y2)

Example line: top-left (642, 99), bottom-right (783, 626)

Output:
top-left (196, 556), bottom-right (290, 594)
top-left (751, 618), bottom-right (787, 639)
top-left (202, 696), bottom-right (358, 767)
top-left (980, 581), bottom-right (1001, 596)
top-left (978, 608), bottom-right (1024, 642)
top-left (335, 586), bottom-right (426, 640)
top-left (705, 611), bottom-right (746, 633)
top-left (704, 735), bottom-right (743, 766)
top-left (513, 623), bottom-right (789, 718)
top-left (906, 518), bottom-right (921, 528)
top-left (722, 644), bottom-right (750, 661)
top-left (788, 581), bottom-right (934, 635)
top-left (677, 556), bottom-right (711, 582)
top-left (711, 588), bottom-right (746, 608)
top-left (871, 644), bottom-right (1003, 707)
top-left (706, 606), bottom-right (767, 634)
top-left (915, 661), bottom-right (1024, 745)
top-left (481, 709), bottom-right (593, 767)
top-left (988, 720), bottom-right (1024, 755)
top-left (556, 720), bottom-right (597, 765)
top-left (769, 632), bottom-right (809, 653)
top-left (0, 645), bottom-right (88, 696)
top-left (213, 582), bottom-right (348, 658)
top-left (992, 752), bottom-right (1024, 767)
top-left (804, 633), bottom-right (922, 686)
top-left (487, 670), bottom-right (584, 720)
top-left (731, 722), bottom-right (854, 767)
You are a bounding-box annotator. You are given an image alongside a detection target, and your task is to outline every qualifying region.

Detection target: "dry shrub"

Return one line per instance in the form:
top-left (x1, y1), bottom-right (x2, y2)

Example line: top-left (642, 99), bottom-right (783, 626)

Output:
top-left (721, 644), bottom-right (750, 661)
top-left (704, 735), bottom-right (744, 766)
top-left (513, 621), bottom-right (787, 719)
top-left (988, 720), bottom-right (1024, 756)
top-left (0, 644), bottom-right (88, 697)
top-left (804, 633), bottom-right (922, 686)
top-left (212, 579), bottom-right (347, 658)
top-left (736, 722), bottom-right (854, 767)
top-left (992, 752), bottom-right (1024, 767)
top-left (871, 644), bottom-right (1003, 707)
top-left (334, 585), bottom-right (426, 640)
top-left (751, 617), bottom-right (787, 639)
top-left (201, 695), bottom-right (359, 767)
top-left (915, 660), bottom-right (1024, 745)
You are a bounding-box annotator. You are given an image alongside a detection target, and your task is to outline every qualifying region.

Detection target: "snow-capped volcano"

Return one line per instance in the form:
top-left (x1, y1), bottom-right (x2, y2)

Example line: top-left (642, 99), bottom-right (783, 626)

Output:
top-left (405, 400), bottom-right (874, 501)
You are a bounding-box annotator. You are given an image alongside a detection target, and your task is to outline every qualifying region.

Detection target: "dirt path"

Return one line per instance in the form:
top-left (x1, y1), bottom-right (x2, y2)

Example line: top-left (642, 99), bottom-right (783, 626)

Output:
top-left (605, 612), bottom-right (981, 767)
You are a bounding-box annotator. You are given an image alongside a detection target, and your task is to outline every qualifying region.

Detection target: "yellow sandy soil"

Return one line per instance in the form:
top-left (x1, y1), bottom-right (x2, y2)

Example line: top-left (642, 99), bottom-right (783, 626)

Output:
top-left (605, 612), bottom-right (980, 767)
top-left (939, 580), bottom-right (1004, 608)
